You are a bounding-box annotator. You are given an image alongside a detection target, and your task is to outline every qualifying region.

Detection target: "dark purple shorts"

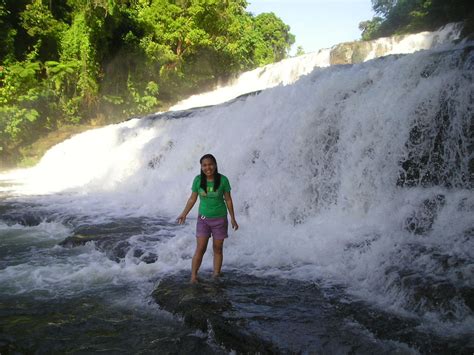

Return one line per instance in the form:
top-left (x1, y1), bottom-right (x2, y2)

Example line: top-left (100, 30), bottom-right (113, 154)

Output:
top-left (196, 215), bottom-right (228, 240)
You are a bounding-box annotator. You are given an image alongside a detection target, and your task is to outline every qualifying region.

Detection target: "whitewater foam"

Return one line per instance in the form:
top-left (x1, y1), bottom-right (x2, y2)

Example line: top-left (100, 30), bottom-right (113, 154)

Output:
top-left (0, 31), bottom-right (472, 332)
top-left (170, 23), bottom-right (461, 111)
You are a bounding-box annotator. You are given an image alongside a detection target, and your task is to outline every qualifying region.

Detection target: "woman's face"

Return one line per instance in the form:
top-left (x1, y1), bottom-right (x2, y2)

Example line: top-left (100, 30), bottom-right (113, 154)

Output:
top-left (201, 158), bottom-right (216, 178)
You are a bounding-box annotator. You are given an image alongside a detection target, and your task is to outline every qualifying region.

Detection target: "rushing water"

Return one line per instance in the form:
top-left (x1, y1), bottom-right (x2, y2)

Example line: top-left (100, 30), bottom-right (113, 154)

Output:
top-left (170, 23), bottom-right (461, 111)
top-left (0, 26), bottom-right (473, 353)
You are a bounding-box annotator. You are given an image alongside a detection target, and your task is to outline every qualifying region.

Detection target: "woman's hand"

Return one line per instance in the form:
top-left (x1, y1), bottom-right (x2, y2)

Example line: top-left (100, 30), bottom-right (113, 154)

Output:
top-left (224, 192), bottom-right (238, 231)
top-left (231, 217), bottom-right (239, 231)
top-left (176, 214), bottom-right (186, 224)
top-left (177, 193), bottom-right (198, 225)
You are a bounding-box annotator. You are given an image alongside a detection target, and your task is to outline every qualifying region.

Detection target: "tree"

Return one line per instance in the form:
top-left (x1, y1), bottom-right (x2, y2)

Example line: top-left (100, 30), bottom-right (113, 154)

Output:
top-left (360, 0), bottom-right (474, 40)
top-left (296, 45), bottom-right (305, 56)
top-left (372, 0), bottom-right (397, 17)
top-left (0, 0), bottom-right (296, 166)
top-left (359, 17), bottom-right (383, 40)
top-left (253, 12), bottom-right (295, 64)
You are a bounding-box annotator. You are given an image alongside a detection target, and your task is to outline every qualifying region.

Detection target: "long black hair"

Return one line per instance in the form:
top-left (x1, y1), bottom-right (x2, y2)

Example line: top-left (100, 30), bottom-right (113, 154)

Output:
top-left (199, 154), bottom-right (221, 192)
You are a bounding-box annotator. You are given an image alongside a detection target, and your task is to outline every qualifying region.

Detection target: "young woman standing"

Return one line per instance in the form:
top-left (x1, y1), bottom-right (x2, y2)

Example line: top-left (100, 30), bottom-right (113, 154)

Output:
top-left (177, 154), bottom-right (238, 283)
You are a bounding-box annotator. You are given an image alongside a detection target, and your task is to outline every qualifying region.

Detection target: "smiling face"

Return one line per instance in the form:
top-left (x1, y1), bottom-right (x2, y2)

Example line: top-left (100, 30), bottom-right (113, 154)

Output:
top-left (201, 158), bottom-right (216, 179)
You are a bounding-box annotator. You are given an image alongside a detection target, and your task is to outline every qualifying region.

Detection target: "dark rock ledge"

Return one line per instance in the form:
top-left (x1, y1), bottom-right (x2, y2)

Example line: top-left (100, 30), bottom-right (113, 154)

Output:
top-left (153, 272), bottom-right (278, 354)
top-left (151, 271), bottom-right (425, 354)
top-left (152, 271), bottom-right (474, 354)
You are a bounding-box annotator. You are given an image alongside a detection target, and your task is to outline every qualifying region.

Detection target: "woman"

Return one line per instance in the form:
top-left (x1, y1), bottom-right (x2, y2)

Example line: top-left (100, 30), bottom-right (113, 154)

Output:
top-left (177, 154), bottom-right (239, 283)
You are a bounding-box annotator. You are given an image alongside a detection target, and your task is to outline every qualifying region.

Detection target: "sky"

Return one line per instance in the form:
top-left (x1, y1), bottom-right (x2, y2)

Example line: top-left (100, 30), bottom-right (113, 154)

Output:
top-left (247, 0), bottom-right (375, 54)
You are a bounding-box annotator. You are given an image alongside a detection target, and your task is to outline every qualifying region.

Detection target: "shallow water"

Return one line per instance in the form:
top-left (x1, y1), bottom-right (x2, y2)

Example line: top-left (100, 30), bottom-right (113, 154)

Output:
top-left (1, 195), bottom-right (472, 354)
top-left (0, 197), bottom-right (221, 354)
top-left (0, 289), bottom-right (214, 354)
top-left (0, 36), bottom-right (473, 354)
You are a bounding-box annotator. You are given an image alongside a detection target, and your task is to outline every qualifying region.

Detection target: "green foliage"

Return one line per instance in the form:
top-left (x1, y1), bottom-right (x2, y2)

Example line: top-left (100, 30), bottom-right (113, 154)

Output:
top-left (0, 0), bottom-right (295, 166)
top-left (0, 59), bottom-right (45, 156)
top-left (372, 0), bottom-right (397, 16)
top-left (20, 1), bottom-right (64, 38)
top-left (125, 79), bottom-right (160, 116)
top-left (253, 12), bottom-right (295, 64)
top-left (360, 0), bottom-right (474, 40)
top-left (295, 46), bottom-right (305, 56)
top-left (359, 17), bottom-right (383, 40)
top-left (60, 10), bottom-right (99, 106)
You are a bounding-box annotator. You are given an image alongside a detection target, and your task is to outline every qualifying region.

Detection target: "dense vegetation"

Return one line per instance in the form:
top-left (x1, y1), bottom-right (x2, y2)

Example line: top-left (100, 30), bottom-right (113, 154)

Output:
top-left (0, 0), bottom-right (294, 167)
top-left (359, 0), bottom-right (474, 40)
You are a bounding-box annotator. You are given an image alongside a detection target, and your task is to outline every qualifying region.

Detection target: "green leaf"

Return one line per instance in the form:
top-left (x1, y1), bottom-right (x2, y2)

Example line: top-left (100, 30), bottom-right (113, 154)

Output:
top-left (25, 109), bottom-right (39, 122)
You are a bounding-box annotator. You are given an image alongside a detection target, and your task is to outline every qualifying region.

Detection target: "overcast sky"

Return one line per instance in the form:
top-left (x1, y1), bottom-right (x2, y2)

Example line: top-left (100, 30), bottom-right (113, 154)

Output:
top-left (247, 0), bottom-right (375, 54)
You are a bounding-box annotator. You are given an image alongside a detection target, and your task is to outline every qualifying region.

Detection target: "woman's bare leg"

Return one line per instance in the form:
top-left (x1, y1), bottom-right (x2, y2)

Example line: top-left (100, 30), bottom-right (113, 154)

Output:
top-left (191, 236), bottom-right (209, 283)
top-left (212, 239), bottom-right (224, 277)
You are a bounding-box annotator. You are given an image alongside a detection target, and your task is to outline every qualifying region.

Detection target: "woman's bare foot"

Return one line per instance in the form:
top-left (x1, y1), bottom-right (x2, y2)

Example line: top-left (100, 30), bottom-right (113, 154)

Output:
top-left (190, 276), bottom-right (199, 284)
top-left (212, 273), bottom-right (221, 279)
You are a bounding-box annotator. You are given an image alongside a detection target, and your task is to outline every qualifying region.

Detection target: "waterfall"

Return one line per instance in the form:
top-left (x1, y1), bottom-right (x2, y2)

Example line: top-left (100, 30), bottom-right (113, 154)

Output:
top-left (0, 25), bottom-right (472, 337)
top-left (170, 23), bottom-right (461, 111)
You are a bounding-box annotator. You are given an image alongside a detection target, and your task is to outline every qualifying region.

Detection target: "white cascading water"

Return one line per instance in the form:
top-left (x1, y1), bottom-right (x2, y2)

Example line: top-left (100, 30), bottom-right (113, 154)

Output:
top-left (169, 48), bottom-right (331, 111)
top-left (0, 24), bottom-right (472, 337)
top-left (361, 22), bottom-right (461, 60)
top-left (171, 23), bottom-right (461, 111)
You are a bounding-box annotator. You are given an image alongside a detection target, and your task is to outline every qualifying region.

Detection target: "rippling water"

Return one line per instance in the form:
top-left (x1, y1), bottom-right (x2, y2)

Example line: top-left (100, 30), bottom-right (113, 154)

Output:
top-left (0, 29), bottom-right (473, 354)
top-left (1, 193), bottom-right (472, 354)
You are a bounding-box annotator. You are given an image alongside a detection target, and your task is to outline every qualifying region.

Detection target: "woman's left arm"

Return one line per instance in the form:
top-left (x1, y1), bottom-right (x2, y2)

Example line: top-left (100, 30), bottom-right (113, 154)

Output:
top-left (224, 191), bottom-right (239, 230)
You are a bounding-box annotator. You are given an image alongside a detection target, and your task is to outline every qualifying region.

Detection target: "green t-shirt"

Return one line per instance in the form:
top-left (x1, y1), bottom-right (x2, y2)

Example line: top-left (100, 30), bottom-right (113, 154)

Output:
top-left (191, 174), bottom-right (231, 218)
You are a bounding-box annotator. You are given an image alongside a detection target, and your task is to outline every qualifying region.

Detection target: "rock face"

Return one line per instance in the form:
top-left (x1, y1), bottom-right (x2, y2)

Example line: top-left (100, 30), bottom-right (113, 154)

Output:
top-left (59, 233), bottom-right (98, 247)
top-left (330, 41), bottom-right (375, 65)
top-left (58, 217), bottom-right (172, 263)
top-left (153, 273), bottom-right (278, 353)
top-left (329, 23), bottom-right (461, 65)
top-left (0, 201), bottom-right (49, 226)
top-left (152, 271), bottom-right (472, 354)
top-left (405, 194), bottom-right (446, 235)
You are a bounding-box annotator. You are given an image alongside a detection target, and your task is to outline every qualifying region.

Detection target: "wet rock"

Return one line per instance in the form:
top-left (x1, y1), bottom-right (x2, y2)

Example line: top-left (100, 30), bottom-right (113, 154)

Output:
top-left (397, 90), bottom-right (471, 189)
top-left (0, 295), bottom-right (218, 354)
top-left (74, 219), bottom-right (147, 237)
top-left (144, 91), bottom-right (262, 124)
top-left (148, 141), bottom-right (175, 169)
top-left (0, 202), bottom-right (48, 226)
top-left (383, 264), bottom-right (473, 323)
top-left (460, 288), bottom-right (474, 312)
top-left (59, 234), bottom-right (98, 247)
top-left (344, 233), bottom-right (381, 252)
top-left (330, 41), bottom-right (373, 65)
top-left (0, 337), bottom-right (21, 355)
top-left (153, 273), bottom-right (276, 353)
top-left (146, 108), bottom-right (197, 121)
top-left (58, 217), bottom-right (172, 263)
top-left (232, 90), bottom-right (262, 102)
top-left (153, 271), bottom-right (444, 354)
top-left (59, 233), bottom-right (154, 263)
top-left (405, 277), bottom-right (458, 312)
top-left (405, 194), bottom-right (445, 235)
top-left (464, 227), bottom-right (474, 238)
top-left (458, 197), bottom-right (474, 212)
top-left (133, 249), bottom-right (158, 264)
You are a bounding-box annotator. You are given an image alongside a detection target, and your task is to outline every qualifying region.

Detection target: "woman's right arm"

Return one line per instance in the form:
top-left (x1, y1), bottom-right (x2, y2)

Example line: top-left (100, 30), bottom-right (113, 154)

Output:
top-left (177, 192), bottom-right (198, 224)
